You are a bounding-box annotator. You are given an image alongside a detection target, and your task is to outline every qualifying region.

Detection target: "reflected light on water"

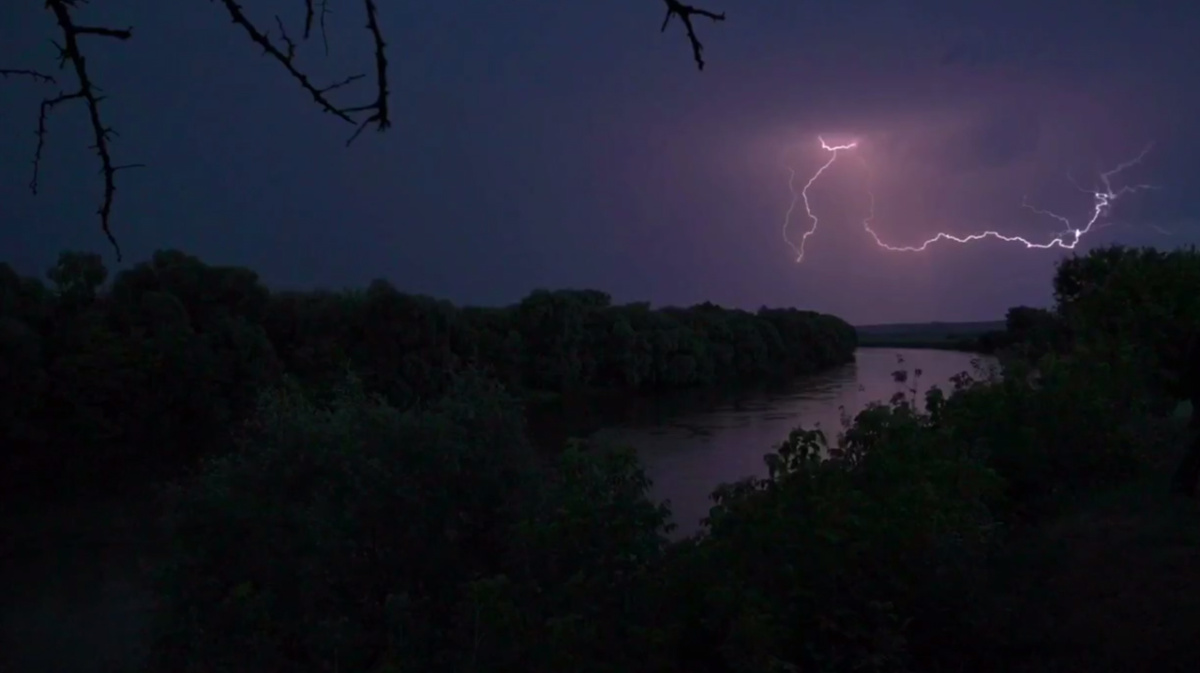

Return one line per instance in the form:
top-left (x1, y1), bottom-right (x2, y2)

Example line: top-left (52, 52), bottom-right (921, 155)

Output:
top-left (589, 348), bottom-right (996, 537)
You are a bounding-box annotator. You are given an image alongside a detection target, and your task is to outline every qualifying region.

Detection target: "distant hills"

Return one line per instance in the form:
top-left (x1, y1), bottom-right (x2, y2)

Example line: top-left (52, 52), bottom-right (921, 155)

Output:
top-left (855, 321), bottom-right (1005, 337)
top-left (854, 320), bottom-right (1005, 350)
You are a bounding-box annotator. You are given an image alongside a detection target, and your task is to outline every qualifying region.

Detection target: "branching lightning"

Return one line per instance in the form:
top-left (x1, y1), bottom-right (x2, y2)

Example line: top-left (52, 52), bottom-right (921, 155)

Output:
top-left (782, 137), bottom-right (858, 262)
top-left (781, 137), bottom-right (1158, 262)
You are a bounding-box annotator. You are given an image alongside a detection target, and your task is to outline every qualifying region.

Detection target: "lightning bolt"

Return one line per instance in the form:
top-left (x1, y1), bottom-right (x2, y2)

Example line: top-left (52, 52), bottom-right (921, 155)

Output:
top-left (782, 137), bottom-right (858, 262)
top-left (781, 138), bottom-right (1158, 261)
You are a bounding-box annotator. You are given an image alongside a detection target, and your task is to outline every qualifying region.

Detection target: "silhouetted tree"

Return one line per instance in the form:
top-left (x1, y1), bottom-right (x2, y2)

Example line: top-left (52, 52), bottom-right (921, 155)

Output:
top-left (7, 245), bottom-right (1195, 673)
top-left (1052, 245), bottom-right (1200, 495)
top-left (0, 247), bottom-right (854, 503)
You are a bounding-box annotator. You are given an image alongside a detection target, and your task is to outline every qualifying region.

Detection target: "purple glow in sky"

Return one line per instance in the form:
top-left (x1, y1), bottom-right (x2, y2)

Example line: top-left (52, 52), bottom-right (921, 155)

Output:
top-left (2, 0), bottom-right (1198, 324)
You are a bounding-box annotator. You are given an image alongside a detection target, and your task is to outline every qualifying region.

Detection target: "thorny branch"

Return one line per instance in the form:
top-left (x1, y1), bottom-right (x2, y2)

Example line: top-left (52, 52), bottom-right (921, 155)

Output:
top-left (660, 0), bottom-right (726, 71)
top-left (215, 0), bottom-right (389, 146)
top-left (23, 0), bottom-right (142, 262)
top-left (0, 69), bottom-right (57, 84)
top-left (302, 0), bottom-right (333, 55)
top-left (4, 1), bottom-right (725, 258)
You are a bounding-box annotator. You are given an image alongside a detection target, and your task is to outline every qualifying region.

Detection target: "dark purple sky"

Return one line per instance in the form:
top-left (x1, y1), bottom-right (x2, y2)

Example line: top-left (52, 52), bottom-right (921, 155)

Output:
top-left (3, 0), bottom-right (1198, 324)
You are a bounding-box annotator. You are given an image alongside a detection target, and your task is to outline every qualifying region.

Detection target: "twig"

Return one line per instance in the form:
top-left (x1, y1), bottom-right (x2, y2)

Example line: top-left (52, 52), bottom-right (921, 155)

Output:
top-left (274, 15), bottom-right (298, 61)
top-left (303, 0), bottom-right (314, 38)
top-left (26, 0), bottom-right (141, 261)
top-left (318, 0), bottom-right (332, 55)
top-left (341, 0), bottom-right (390, 146)
top-left (660, 0), bottom-right (726, 71)
top-left (301, 0), bottom-right (333, 55)
top-left (214, 0), bottom-right (389, 145)
top-left (0, 69), bottom-right (57, 84)
top-left (3, 0), bottom-right (726, 256)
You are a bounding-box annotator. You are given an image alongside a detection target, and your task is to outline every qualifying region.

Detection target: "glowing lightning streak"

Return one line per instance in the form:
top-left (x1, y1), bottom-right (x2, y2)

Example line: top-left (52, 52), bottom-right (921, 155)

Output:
top-left (782, 137), bottom-right (858, 262)
top-left (782, 138), bottom-right (1158, 261)
top-left (865, 144), bottom-right (1157, 252)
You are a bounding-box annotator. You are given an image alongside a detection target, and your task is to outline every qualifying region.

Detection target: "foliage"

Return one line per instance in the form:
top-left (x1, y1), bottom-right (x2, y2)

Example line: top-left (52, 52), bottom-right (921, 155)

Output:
top-left (0, 249), bottom-right (855, 503)
top-left (16, 243), bottom-right (1200, 673)
top-left (676, 402), bottom-right (1003, 673)
top-left (153, 367), bottom-right (1084, 673)
top-left (973, 305), bottom-right (1071, 361)
top-left (933, 350), bottom-right (1147, 518)
top-left (151, 374), bottom-right (674, 673)
top-left (1052, 245), bottom-right (1200, 399)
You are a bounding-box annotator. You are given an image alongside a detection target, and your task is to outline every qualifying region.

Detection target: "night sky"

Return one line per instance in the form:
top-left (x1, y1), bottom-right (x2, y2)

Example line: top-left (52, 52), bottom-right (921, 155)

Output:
top-left (2, 0), bottom-right (1198, 324)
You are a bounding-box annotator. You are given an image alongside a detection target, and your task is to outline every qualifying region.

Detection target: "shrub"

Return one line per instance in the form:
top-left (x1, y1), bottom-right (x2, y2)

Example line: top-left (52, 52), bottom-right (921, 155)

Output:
top-left (149, 372), bottom-right (539, 672)
top-left (675, 400), bottom-right (1003, 672)
top-left (149, 373), bottom-right (677, 673)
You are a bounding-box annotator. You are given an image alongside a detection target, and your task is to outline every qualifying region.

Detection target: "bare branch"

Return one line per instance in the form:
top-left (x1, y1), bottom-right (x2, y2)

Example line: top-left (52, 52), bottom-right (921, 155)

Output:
top-left (31, 91), bottom-right (84, 196)
top-left (0, 69), bottom-right (57, 84)
top-left (319, 0), bottom-right (332, 55)
top-left (342, 0), bottom-right (390, 146)
top-left (274, 14), bottom-right (298, 61)
top-left (3, 0), bottom-right (726, 257)
top-left (317, 73), bottom-right (365, 94)
top-left (216, 0), bottom-right (358, 123)
top-left (73, 25), bottom-right (135, 39)
top-left (660, 0), bottom-right (726, 71)
top-left (299, 0), bottom-right (332, 55)
top-left (303, 0), bottom-right (314, 38)
top-left (8, 0), bottom-right (140, 261)
top-left (214, 0), bottom-right (389, 145)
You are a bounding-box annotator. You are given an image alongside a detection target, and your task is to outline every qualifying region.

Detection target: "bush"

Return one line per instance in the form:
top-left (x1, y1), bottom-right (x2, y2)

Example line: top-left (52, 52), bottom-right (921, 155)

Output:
top-left (148, 325), bottom-right (1165, 673)
top-left (935, 349), bottom-right (1147, 518)
top-left (672, 400), bottom-right (1003, 672)
top-left (150, 373), bottom-right (677, 673)
top-left (150, 372), bottom-right (539, 672)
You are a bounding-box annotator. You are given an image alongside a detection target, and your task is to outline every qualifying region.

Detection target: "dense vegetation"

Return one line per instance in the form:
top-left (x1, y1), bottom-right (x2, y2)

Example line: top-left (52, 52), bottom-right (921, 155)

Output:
top-left (0, 248), bottom-right (856, 502)
top-left (5, 244), bottom-right (1200, 672)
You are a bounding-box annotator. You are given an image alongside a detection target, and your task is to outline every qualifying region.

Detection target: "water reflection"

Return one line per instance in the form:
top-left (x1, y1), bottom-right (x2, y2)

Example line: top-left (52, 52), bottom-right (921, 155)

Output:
top-left (536, 348), bottom-right (993, 537)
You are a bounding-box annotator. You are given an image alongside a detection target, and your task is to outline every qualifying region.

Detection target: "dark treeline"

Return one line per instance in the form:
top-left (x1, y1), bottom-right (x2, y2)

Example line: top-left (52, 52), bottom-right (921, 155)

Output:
top-left (5, 244), bottom-right (1200, 673)
top-left (140, 243), bottom-right (1199, 673)
top-left (985, 246), bottom-right (1200, 387)
top-left (0, 248), bottom-right (856, 501)
top-left (136, 242), bottom-right (1195, 671)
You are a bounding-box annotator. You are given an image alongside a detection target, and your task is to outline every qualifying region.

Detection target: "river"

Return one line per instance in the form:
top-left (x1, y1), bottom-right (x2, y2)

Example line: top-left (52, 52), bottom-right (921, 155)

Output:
top-left (0, 347), bottom-right (990, 673)
top-left (529, 347), bottom-right (995, 536)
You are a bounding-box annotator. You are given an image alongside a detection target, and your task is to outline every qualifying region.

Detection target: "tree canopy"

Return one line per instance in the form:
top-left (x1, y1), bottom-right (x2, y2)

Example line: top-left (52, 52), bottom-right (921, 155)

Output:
top-left (0, 247), bottom-right (853, 501)
top-left (141, 243), bottom-right (1200, 673)
top-left (5, 244), bottom-right (1200, 672)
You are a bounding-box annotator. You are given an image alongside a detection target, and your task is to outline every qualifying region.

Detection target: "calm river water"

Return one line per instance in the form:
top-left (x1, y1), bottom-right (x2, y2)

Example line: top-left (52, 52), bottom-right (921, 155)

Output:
top-left (531, 347), bottom-right (994, 536)
top-left (1, 347), bottom-right (990, 672)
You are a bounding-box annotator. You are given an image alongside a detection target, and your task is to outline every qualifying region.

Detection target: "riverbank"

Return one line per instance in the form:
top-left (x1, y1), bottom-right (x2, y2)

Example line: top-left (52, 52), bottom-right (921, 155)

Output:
top-left (3, 359), bottom-right (1194, 673)
top-left (0, 347), bottom-right (947, 673)
top-left (518, 350), bottom-right (860, 409)
top-left (553, 348), bottom-right (992, 537)
top-left (854, 337), bottom-right (991, 352)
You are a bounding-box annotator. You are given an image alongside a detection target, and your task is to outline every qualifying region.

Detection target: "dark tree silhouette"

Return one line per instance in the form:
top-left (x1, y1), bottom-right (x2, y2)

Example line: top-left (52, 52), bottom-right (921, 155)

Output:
top-left (2, 0), bottom-right (726, 261)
